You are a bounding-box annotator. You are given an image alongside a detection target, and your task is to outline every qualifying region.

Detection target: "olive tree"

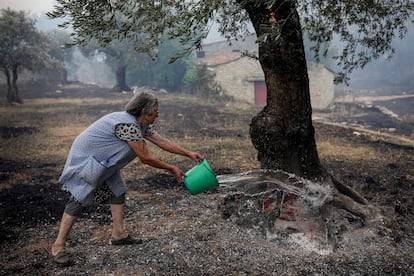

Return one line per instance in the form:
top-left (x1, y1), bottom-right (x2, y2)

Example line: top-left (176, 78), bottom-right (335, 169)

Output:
top-left (0, 8), bottom-right (57, 103)
top-left (48, 0), bottom-right (414, 222)
top-left (47, 29), bottom-right (76, 84)
top-left (80, 39), bottom-right (137, 92)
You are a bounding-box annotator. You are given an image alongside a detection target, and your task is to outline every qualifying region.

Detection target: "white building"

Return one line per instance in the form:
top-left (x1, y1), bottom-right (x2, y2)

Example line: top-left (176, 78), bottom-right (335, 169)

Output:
top-left (198, 36), bottom-right (335, 110)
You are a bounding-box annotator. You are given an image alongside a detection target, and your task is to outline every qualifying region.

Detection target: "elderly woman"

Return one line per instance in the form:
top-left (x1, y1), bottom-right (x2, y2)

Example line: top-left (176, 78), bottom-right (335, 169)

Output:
top-left (51, 92), bottom-right (203, 266)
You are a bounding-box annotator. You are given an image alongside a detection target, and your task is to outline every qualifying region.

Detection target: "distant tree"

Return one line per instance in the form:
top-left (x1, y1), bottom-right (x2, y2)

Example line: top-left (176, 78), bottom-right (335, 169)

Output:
top-left (103, 40), bottom-right (134, 92)
top-left (183, 62), bottom-right (224, 98)
top-left (146, 38), bottom-right (188, 91)
top-left (48, 1), bottom-right (414, 223)
top-left (0, 8), bottom-right (57, 103)
top-left (81, 36), bottom-right (196, 92)
top-left (46, 29), bottom-right (75, 83)
top-left (76, 39), bottom-right (135, 92)
top-left (128, 36), bottom-right (195, 92)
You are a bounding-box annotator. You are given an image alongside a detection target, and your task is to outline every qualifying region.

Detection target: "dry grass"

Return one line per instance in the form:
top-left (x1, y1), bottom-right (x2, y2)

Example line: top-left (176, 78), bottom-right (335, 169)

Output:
top-left (0, 97), bottom-right (127, 163)
top-left (317, 139), bottom-right (380, 161)
top-left (315, 125), bottom-right (410, 172)
top-left (0, 92), bottom-right (406, 178)
top-left (0, 93), bottom-right (260, 179)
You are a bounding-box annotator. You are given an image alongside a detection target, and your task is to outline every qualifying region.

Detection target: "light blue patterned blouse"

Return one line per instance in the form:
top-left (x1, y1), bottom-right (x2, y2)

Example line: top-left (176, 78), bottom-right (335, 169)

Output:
top-left (58, 111), bottom-right (155, 205)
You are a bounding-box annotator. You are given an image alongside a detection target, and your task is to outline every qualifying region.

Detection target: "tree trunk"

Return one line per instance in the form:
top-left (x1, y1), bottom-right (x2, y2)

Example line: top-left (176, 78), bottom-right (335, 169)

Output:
top-left (112, 64), bottom-right (131, 92)
top-left (244, 1), bottom-right (322, 179)
top-left (4, 66), bottom-right (22, 104)
top-left (3, 67), bottom-right (12, 102)
top-left (240, 1), bottom-right (379, 225)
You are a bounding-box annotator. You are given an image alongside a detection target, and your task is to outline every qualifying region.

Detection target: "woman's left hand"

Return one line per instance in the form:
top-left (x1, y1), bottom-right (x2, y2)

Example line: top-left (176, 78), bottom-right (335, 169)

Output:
top-left (188, 151), bottom-right (204, 163)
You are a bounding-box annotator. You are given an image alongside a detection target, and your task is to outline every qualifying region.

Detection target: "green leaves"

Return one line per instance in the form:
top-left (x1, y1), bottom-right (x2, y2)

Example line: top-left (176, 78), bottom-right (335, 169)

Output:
top-left (47, 0), bottom-right (250, 60)
top-left (46, 0), bottom-right (414, 82)
top-left (298, 0), bottom-right (414, 80)
top-left (0, 8), bottom-right (55, 71)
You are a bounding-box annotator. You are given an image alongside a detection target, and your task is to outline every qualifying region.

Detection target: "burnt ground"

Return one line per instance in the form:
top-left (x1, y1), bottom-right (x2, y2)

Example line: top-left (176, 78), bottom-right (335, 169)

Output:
top-left (0, 83), bottom-right (413, 275)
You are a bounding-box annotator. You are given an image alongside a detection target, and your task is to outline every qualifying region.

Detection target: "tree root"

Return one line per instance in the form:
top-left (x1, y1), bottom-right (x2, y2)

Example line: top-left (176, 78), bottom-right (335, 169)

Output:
top-left (326, 174), bottom-right (389, 227)
top-left (329, 174), bottom-right (368, 205)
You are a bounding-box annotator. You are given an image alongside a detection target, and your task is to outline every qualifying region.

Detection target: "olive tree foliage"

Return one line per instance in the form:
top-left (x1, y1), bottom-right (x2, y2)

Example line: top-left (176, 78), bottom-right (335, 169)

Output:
top-left (0, 8), bottom-right (57, 103)
top-left (49, 1), bottom-right (414, 75)
top-left (48, 0), bottom-right (413, 178)
top-left (298, 0), bottom-right (414, 82)
top-left (47, 1), bottom-right (251, 60)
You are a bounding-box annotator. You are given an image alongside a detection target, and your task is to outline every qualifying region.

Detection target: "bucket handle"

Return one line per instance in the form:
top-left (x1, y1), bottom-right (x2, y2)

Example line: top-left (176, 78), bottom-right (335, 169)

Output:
top-left (200, 160), bottom-right (215, 175)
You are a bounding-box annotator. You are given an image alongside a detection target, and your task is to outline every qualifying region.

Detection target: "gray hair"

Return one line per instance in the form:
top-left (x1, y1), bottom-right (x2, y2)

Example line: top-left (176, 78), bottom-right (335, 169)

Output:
top-left (125, 92), bottom-right (158, 117)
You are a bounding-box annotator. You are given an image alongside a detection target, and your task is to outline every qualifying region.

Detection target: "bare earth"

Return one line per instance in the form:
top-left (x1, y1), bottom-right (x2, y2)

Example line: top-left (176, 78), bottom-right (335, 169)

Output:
top-left (0, 83), bottom-right (413, 275)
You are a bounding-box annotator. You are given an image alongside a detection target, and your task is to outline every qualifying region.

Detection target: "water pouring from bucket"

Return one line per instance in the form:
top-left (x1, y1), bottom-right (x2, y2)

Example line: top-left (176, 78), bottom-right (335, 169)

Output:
top-left (183, 160), bottom-right (219, 195)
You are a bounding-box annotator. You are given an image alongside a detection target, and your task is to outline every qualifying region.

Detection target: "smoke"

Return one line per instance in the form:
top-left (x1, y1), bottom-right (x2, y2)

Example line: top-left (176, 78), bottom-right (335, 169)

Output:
top-left (65, 48), bottom-right (115, 88)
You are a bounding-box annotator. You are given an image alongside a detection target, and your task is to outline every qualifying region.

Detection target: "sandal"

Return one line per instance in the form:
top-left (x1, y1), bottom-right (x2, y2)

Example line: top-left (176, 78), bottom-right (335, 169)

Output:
top-left (111, 235), bottom-right (143, 245)
top-left (53, 250), bottom-right (72, 266)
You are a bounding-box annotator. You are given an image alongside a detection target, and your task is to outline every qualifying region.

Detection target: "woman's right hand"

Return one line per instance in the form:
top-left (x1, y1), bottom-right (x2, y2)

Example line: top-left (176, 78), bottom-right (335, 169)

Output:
top-left (170, 166), bottom-right (185, 184)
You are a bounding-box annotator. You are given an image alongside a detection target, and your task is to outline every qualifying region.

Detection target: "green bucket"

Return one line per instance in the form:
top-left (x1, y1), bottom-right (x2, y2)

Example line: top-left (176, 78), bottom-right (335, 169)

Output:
top-left (183, 160), bottom-right (219, 195)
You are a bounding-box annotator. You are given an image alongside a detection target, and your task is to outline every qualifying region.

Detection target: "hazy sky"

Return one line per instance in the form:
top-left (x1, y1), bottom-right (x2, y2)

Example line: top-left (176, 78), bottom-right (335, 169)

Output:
top-left (0, 0), bottom-right (56, 14)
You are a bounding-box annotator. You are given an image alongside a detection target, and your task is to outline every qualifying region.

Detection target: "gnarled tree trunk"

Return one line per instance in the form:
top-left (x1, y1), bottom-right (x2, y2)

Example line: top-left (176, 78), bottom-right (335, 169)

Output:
top-left (241, 1), bottom-right (382, 226)
top-left (112, 64), bottom-right (131, 92)
top-left (4, 66), bottom-right (22, 104)
top-left (245, 1), bottom-right (320, 179)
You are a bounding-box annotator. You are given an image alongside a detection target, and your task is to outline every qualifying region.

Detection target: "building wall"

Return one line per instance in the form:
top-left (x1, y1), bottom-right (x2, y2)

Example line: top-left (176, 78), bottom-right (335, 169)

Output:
top-left (210, 57), bottom-right (262, 104)
top-left (308, 63), bottom-right (335, 109)
top-left (201, 37), bottom-right (335, 109)
top-left (209, 58), bottom-right (334, 109)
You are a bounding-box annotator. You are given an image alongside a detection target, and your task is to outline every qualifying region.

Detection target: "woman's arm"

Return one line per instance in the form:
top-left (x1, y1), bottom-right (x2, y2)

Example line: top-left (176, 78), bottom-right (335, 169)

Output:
top-left (145, 133), bottom-right (203, 162)
top-left (127, 139), bottom-right (185, 183)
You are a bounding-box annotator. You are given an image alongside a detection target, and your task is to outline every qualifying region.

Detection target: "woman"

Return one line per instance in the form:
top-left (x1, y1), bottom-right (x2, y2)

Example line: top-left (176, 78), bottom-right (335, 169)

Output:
top-left (51, 92), bottom-right (203, 266)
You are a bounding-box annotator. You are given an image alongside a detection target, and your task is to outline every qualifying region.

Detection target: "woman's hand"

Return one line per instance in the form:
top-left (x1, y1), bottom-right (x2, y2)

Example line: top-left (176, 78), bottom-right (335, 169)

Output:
top-left (188, 151), bottom-right (204, 163)
top-left (170, 166), bottom-right (185, 184)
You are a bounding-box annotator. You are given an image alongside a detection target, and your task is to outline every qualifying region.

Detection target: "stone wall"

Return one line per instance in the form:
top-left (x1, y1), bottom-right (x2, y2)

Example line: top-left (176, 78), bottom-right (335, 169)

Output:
top-left (210, 57), bottom-right (262, 104)
top-left (308, 63), bottom-right (335, 109)
top-left (209, 59), bottom-right (334, 109)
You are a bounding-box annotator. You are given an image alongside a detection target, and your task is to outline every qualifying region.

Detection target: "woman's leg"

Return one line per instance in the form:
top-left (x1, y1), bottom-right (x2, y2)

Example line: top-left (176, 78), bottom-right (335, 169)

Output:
top-left (109, 193), bottom-right (142, 245)
top-left (52, 197), bottom-right (83, 255)
top-left (51, 212), bottom-right (77, 255)
top-left (109, 193), bottom-right (128, 240)
top-left (110, 204), bottom-right (128, 240)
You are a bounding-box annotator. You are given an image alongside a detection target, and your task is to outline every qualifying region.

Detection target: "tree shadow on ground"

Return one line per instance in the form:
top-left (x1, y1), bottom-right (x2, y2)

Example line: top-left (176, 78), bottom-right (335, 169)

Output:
top-left (0, 183), bottom-right (68, 242)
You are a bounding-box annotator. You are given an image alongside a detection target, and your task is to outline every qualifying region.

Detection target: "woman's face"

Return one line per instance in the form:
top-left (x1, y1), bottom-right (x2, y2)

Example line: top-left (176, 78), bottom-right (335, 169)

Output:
top-left (146, 102), bottom-right (159, 124)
